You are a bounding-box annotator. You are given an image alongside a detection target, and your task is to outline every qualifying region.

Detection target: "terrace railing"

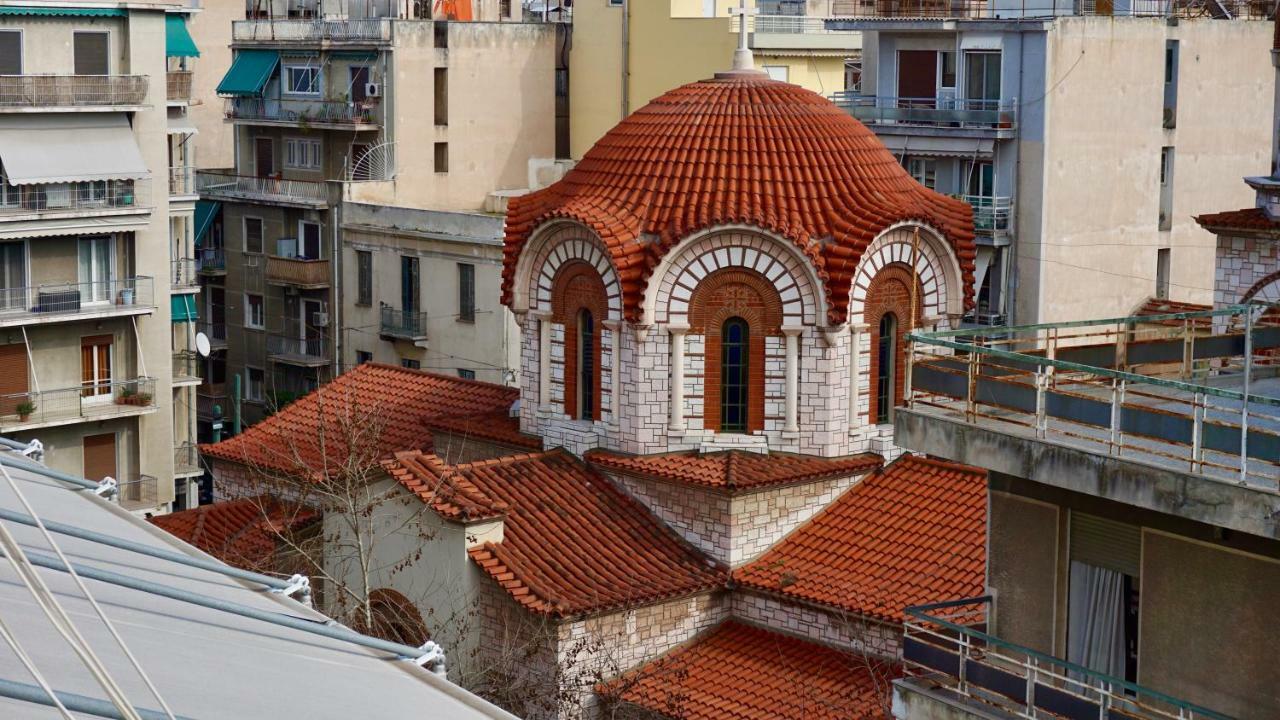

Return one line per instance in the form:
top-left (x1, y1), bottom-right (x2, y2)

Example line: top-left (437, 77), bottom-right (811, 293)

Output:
top-left (0, 178), bottom-right (148, 217)
top-left (232, 18), bottom-right (392, 43)
top-left (0, 377), bottom-right (157, 430)
top-left (118, 473), bottom-right (160, 510)
top-left (225, 97), bottom-right (379, 126)
top-left (962, 194), bottom-right (1012, 234)
top-left (831, 93), bottom-right (1017, 131)
top-left (198, 247), bottom-right (226, 274)
top-left (266, 254), bottom-right (330, 287)
top-left (171, 258), bottom-right (198, 290)
top-left (174, 441), bottom-right (201, 475)
top-left (166, 70), bottom-right (192, 103)
top-left (0, 74), bottom-right (148, 109)
top-left (173, 350), bottom-right (202, 384)
top-left (197, 170), bottom-right (330, 206)
top-left (0, 277), bottom-right (154, 323)
top-left (380, 306), bottom-right (428, 341)
top-left (169, 166), bottom-right (195, 196)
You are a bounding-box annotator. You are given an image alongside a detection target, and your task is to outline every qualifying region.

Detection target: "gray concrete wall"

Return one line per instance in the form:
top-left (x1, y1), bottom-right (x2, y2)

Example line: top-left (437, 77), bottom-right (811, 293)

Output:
top-left (988, 488), bottom-right (1058, 655)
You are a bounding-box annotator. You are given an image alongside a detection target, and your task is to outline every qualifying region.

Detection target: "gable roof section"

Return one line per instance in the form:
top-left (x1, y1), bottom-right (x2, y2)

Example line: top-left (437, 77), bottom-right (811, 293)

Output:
top-left (1195, 207), bottom-right (1280, 235)
top-left (423, 410), bottom-right (543, 453)
top-left (734, 455), bottom-right (986, 624)
top-left (586, 449), bottom-right (881, 491)
top-left (392, 449), bottom-right (727, 616)
top-left (201, 363), bottom-right (519, 477)
top-left (149, 496), bottom-right (317, 571)
top-left (602, 620), bottom-right (900, 720)
top-left (382, 451), bottom-right (509, 522)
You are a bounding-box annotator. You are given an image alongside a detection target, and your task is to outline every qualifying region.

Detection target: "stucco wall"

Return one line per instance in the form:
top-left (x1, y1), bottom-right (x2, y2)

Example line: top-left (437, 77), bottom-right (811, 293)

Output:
top-left (188, 3), bottom-right (238, 169)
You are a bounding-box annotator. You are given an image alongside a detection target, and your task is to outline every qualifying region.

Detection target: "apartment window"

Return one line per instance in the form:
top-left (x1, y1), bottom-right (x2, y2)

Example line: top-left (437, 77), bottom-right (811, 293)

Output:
top-left (285, 65), bottom-right (320, 95)
top-left (245, 293), bottom-right (264, 329)
top-left (401, 358), bottom-right (420, 370)
top-left (1067, 513), bottom-right (1140, 682)
top-left (433, 21), bottom-right (448, 49)
top-left (1164, 41), bottom-right (1178, 84)
top-left (246, 367), bottom-right (264, 402)
top-left (356, 250), bottom-right (372, 306)
top-left (0, 31), bottom-right (22, 75)
top-left (356, 350), bottom-right (373, 365)
top-left (458, 263), bottom-right (475, 322)
top-left (434, 67), bottom-right (449, 126)
top-left (964, 51), bottom-right (1001, 105)
top-left (0, 174), bottom-right (18, 207)
top-left (458, 368), bottom-right (475, 380)
top-left (77, 236), bottom-right (112, 303)
top-left (80, 334), bottom-right (113, 400)
top-left (499, 0), bottom-right (511, 17)
top-left (299, 221), bottom-right (321, 259)
top-left (763, 65), bottom-right (789, 83)
top-left (875, 313), bottom-right (897, 424)
top-left (1156, 248), bottom-right (1171, 300)
top-left (905, 157), bottom-right (936, 190)
top-left (433, 142), bottom-right (449, 173)
top-left (966, 161), bottom-right (994, 198)
top-left (401, 256), bottom-right (420, 314)
top-left (1159, 147), bottom-right (1174, 231)
top-left (285, 138), bottom-right (322, 170)
top-left (1163, 40), bottom-right (1179, 129)
top-left (0, 241), bottom-right (26, 312)
top-left (73, 32), bottom-right (109, 75)
top-left (608, 0), bottom-right (623, 5)
top-left (244, 217), bottom-right (264, 254)
top-left (940, 51), bottom-right (957, 89)
top-left (720, 317), bottom-right (749, 433)
top-left (843, 58), bottom-right (861, 93)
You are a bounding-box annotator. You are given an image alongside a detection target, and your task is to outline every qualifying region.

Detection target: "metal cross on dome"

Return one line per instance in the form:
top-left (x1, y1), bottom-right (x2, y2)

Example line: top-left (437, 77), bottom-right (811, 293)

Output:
top-left (728, 0), bottom-right (757, 71)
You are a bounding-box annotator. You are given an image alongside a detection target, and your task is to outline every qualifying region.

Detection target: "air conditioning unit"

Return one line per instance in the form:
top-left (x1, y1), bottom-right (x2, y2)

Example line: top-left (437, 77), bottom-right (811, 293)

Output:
top-left (365, 82), bottom-right (381, 98)
top-left (313, 312), bottom-right (330, 328)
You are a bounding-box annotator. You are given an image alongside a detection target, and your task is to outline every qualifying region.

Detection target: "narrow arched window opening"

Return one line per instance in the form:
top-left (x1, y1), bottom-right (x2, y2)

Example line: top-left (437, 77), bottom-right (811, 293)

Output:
top-left (577, 308), bottom-right (595, 420)
top-left (876, 312), bottom-right (898, 424)
top-left (720, 317), bottom-right (749, 433)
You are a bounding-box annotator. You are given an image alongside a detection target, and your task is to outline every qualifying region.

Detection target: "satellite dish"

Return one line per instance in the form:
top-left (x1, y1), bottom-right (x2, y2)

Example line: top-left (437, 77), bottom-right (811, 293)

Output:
top-left (195, 332), bottom-right (211, 358)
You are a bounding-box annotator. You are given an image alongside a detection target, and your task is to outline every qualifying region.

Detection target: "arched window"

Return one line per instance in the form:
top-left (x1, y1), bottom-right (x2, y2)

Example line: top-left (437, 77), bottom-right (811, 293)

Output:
top-left (876, 312), bottom-right (898, 424)
top-left (577, 308), bottom-right (595, 420)
top-left (720, 317), bottom-right (749, 433)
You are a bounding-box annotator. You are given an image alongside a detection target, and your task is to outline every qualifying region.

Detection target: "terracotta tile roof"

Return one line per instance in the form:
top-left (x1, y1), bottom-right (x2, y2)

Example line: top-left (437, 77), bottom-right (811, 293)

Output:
top-left (1133, 297), bottom-right (1213, 330)
top-left (1195, 207), bottom-right (1280, 234)
top-left (503, 74), bottom-right (977, 325)
top-left (201, 363), bottom-right (519, 477)
top-left (603, 620), bottom-right (899, 720)
top-left (391, 449), bottom-right (726, 616)
top-left (585, 449), bottom-right (881, 491)
top-left (734, 455), bottom-right (986, 624)
top-left (150, 496), bottom-right (318, 571)
top-left (422, 411), bottom-right (543, 452)
top-left (382, 451), bottom-right (508, 522)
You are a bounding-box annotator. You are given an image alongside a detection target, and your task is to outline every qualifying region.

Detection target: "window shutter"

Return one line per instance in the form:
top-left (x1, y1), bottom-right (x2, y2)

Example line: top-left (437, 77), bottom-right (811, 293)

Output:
top-left (73, 32), bottom-right (109, 76)
top-left (0, 31), bottom-right (21, 75)
top-left (1070, 512), bottom-right (1141, 578)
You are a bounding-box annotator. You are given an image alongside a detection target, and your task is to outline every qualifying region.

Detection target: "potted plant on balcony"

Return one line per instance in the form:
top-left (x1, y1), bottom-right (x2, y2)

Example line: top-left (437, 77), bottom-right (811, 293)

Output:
top-left (116, 387), bottom-right (136, 405)
top-left (16, 401), bottom-right (35, 421)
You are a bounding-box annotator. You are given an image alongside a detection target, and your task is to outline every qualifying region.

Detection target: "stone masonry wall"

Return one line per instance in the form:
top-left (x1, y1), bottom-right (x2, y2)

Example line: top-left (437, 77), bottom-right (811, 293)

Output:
top-left (731, 590), bottom-right (902, 659)
top-left (1215, 235), bottom-right (1280, 308)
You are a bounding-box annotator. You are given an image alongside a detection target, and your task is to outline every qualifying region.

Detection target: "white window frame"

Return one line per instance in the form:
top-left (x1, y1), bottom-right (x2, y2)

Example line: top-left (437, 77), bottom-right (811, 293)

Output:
top-left (245, 366), bottom-right (265, 402)
top-left (244, 292), bottom-right (264, 329)
top-left (284, 137), bottom-right (322, 171)
top-left (284, 65), bottom-right (321, 96)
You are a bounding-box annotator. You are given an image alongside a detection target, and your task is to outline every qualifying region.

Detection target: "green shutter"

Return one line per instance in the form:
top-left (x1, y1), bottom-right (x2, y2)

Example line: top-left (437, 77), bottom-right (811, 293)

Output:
top-left (171, 295), bottom-right (198, 323)
top-left (216, 50), bottom-right (280, 97)
top-left (194, 200), bottom-right (220, 248)
top-left (0, 7), bottom-right (126, 16)
top-left (166, 15), bottom-right (200, 58)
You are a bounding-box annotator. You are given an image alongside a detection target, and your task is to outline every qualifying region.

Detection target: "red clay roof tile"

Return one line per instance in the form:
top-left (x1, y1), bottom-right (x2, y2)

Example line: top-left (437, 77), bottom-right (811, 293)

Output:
top-left (585, 448), bottom-right (881, 491)
top-left (503, 74), bottom-right (977, 325)
top-left (150, 496), bottom-right (318, 571)
top-left (1195, 207), bottom-right (1280, 234)
top-left (734, 455), bottom-right (986, 623)
top-left (422, 411), bottom-right (543, 452)
top-left (603, 620), bottom-right (900, 720)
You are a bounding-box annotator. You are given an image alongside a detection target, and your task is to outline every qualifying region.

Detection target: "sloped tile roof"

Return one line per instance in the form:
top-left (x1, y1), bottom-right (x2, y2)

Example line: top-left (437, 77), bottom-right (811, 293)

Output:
top-left (390, 449), bottom-right (727, 616)
top-left (1195, 207), bottom-right (1280, 234)
top-left (201, 363), bottom-right (519, 477)
top-left (734, 455), bottom-right (986, 623)
top-left (602, 620), bottom-right (900, 720)
top-left (423, 411), bottom-right (543, 452)
top-left (382, 450), bottom-right (509, 522)
top-left (1133, 297), bottom-right (1212, 330)
top-left (585, 449), bottom-right (881, 491)
top-left (150, 496), bottom-right (318, 571)
top-left (503, 73), bottom-right (976, 325)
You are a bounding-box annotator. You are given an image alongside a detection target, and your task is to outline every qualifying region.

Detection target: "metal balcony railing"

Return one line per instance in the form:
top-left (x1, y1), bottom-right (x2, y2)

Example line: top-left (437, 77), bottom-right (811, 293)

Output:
top-left (173, 350), bottom-right (202, 384)
top-left (197, 247), bottom-right (226, 274)
top-left (201, 320), bottom-right (227, 344)
top-left (380, 306), bottom-right (428, 341)
top-left (268, 331), bottom-right (331, 363)
top-left (962, 194), bottom-right (1012, 234)
top-left (232, 18), bottom-right (392, 43)
top-left (197, 170), bottom-right (330, 206)
top-left (0, 377), bottom-right (157, 430)
top-left (174, 441), bottom-right (201, 475)
top-left (0, 178), bottom-right (148, 217)
top-left (169, 166), bottom-right (195, 196)
top-left (117, 473), bottom-right (160, 510)
top-left (224, 97), bottom-right (380, 126)
top-left (903, 597), bottom-right (1229, 720)
top-left (166, 70), bottom-right (192, 103)
top-left (0, 74), bottom-right (148, 109)
top-left (197, 382), bottom-right (225, 419)
top-left (831, 93), bottom-right (1017, 131)
top-left (171, 258), bottom-right (198, 290)
top-left (0, 277), bottom-right (154, 323)
top-left (266, 254), bottom-right (330, 288)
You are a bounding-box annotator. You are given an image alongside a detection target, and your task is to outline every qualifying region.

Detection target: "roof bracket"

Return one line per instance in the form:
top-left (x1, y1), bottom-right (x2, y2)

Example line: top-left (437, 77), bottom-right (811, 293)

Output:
top-left (405, 641), bottom-right (447, 678)
top-left (270, 574), bottom-right (312, 606)
top-left (93, 476), bottom-right (118, 499)
top-left (19, 440), bottom-right (43, 462)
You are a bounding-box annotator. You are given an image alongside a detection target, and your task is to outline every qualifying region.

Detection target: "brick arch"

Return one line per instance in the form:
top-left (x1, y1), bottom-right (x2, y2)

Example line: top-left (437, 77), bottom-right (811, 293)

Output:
top-left (689, 268), bottom-right (784, 434)
top-left (864, 263), bottom-right (923, 424)
top-left (847, 224), bottom-right (958, 325)
top-left (360, 588), bottom-right (429, 646)
top-left (1243, 270), bottom-right (1280, 304)
top-left (520, 223), bottom-right (622, 321)
top-left (552, 261), bottom-right (607, 422)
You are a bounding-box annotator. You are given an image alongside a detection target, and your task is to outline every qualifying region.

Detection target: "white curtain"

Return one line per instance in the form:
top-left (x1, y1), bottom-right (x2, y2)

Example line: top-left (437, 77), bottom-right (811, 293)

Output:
top-left (1066, 560), bottom-right (1126, 679)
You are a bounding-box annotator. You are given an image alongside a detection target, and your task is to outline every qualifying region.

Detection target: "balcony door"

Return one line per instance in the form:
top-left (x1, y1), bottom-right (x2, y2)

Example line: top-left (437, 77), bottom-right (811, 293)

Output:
top-left (299, 221), bottom-right (321, 260)
top-left (83, 433), bottom-right (117, 483)
top-left (350, 66), bottom-right (370, 103)
top-left (78, 235), bottom-right (112, 304)
top-left (0, 241), bottom-right (26, 313)
top-left (301, 298), bottom-right (323, 356)
top-left (255, 138), bottom-right (275, 178)
top-left (401, 255), bottom-right (419, 316)
top-left (897, 50), bottom-right (937, 109)
top-left (80, 334), bottom-right (113, 403)
top-left (0, 343), bottom-right (28, 417)
top-left (964, 51), bottom-right (1002, 109)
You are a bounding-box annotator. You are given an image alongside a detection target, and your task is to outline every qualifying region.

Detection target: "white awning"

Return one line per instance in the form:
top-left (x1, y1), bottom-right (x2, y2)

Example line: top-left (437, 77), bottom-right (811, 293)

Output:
top-left (0, 114), bottom-right (150, 185)
top-left (880, 135), bottom-right (995, 159)
top-left (167, 118), bottom-right (198, 135)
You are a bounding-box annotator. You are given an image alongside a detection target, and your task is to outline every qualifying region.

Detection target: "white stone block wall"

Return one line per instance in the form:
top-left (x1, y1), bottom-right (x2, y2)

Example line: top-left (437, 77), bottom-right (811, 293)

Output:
top-left (731, 590), bottom-right (902, 659)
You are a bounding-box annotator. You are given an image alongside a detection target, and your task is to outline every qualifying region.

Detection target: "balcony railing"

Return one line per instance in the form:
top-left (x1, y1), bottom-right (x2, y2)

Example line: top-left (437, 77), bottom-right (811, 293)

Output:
top-left (0, 178), bottom-right (149, 217)
top-left (266, 254), bottom-right (330, 288)
top-left (118, 473), bottom-right (160, 511)
top-left (962, 194), bottom-right (1012, 234)
top-left (174, 441), bottom-right (201, 475)
top-left (197, 170), bottom-right (330, 206)
top-left (197, 247), bottom-right (226, 274)
top-left (903, 596), bottom-right (1229, 720)
top-left (0, 277), bottom-right (154, 325)
top-left (173, 350), bottom-right (202, 384)
top-left (831, 93), bottom-right (1017, 132)
top-left (224, 97), bottom-right (380, 127)
top-left (232, 18), bottom-right (392, 43)
top-left (0, 377), bottom-right (157, 430)
top-left (169, 166), bottom-right (195, 196)
top-left (380, 306), bottom-right (428, 341)
top-left (201, 320), bottom-right (227, 345)
top-left (0, 74), bottom-right (148, 109)
top-left (166, 70), bottom-right (192, 103)
top-left (197, 382), bottom-right (225, 419)
top-left (171, 258), bottom-right (198, 290)
top-left (268, 332), bottom-right (331, 364)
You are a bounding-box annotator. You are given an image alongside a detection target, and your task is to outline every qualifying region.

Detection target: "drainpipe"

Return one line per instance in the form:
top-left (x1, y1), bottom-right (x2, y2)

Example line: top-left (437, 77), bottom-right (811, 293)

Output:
top-left (332, 199), bottom-right (342, 377)
top-left (621, 0), bottom-right (630, 119)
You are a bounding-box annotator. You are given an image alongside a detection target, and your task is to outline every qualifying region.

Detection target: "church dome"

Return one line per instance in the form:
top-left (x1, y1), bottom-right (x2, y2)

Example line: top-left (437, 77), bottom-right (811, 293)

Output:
top-left (503, 72), bottom-right (976, 325)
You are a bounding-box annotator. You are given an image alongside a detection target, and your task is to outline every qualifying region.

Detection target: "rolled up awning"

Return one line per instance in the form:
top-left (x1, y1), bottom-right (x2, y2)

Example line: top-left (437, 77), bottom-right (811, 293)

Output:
top-left (167, 117), bottom-right (198, 135)
top-left (194, 200), bottom-right (220, 247)
top-left (880, 135), bottom-right (995, 159)
top-left (217, 50), bottom-right (279, 97)
top-left (171, 295), bottom-right (198, 323)
top-left (0, 114), bottom-right (149, 185)
top-left (166, 15), bottom-right (200, 58)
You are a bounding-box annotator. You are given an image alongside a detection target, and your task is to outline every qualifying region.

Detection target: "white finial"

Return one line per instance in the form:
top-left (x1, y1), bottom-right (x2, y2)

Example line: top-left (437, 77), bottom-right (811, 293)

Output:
top-left (728, 0), bottom-right (757, 72)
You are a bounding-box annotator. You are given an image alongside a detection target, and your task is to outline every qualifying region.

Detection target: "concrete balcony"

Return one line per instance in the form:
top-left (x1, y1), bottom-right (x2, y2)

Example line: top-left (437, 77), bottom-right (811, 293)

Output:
top-left (379, 306), bottom-right (428, 343)
top-left (200, 320), bottom-right (228, 351)
top-left (0, 74), bottom-right (148, 112)
top-left (118, 473), bottom-right (161, 511)
top-left (268, 331), bottom-right (331, 367)
top-left (197, 170), bottom-right (330, 209)
top-left (963, 194), bottom-right (1011, 240)
top-left (0, 276), bottom-right (154, 328)
top-left (0, 377), bottom-right (157, 433)
top-left (166, 70), bottom-right (192, 104)
top-left (232, 18), bottom-right (392, 44)
top-left (197, 247), bottom-right (226, 275)
top-left (266, 254), bottom-right (330, 289)
top-left (169, 166), bottom-right (196, 198)
top-left (173, 350), bottom-right (202, 387)
top-left (0, 178), bottom-right (151, 224)
top-left (171, 258), bottom-right (199, 293)
top-left (224, 97), bottom-right (381, 131)
top-left (174, 441), bottom-right (202, 478)
top-left (831, 93), bottom-right (1017, 140)
top-left (197, 382), bottom-right (225, 420)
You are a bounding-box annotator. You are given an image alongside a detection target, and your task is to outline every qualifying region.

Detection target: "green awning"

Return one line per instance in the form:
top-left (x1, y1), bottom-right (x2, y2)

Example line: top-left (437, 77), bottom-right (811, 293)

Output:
top-left (171, 295), bottom-right (198, 323)
top-left (216, 50), bottom-right (279, 97)
top-left (166, 15), bottom-right (200, 58)
top-left (0, 6), bottom-right (126, 16)
top-left (194, 200), bottom-right (219, 248)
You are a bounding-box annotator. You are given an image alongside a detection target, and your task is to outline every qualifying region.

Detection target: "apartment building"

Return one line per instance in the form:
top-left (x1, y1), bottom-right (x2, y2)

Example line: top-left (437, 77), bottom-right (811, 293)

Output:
top-left (196, 0), bottom-right (558, 433)
top-left (0, 1), bottom-right (205, 513)
top-left (836, 6), bottom-right (1272, 326)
